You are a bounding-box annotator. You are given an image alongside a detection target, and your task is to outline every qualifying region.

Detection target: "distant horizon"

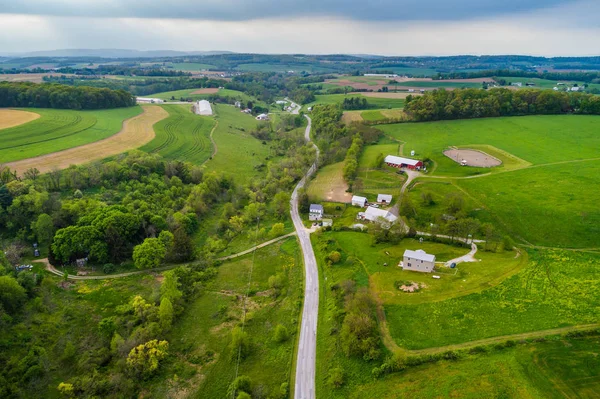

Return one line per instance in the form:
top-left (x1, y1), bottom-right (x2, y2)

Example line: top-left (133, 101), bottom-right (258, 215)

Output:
top-left (2, 48), bottom-right (600, 59)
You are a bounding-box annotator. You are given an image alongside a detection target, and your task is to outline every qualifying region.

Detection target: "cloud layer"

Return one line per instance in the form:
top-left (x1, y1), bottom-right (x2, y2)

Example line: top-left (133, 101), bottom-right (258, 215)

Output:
top-left (0, 0), bottom-right (599, 55)
top-left (0, 0), bottom-right (578, 22)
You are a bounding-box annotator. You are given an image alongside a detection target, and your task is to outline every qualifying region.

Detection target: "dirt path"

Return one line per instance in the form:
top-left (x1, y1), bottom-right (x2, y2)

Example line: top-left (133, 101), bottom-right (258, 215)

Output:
top-left (38, 232), bottom-right (296, 280)
top-left (409, 324), bottom-right (600, 355)
top-left (6, 105), bottom-right (168, 175)
top-left (202, 120), bottom-right (219, 166)
top-left (0, 109), bottom-right (40, 130)
top-left (444, 243), bottom-right (478, 266)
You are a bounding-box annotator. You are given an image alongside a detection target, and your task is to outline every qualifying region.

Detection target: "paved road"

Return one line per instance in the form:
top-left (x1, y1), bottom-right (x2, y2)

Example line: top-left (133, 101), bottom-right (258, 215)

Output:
top-left (292, 115), bottom-right (319, 399)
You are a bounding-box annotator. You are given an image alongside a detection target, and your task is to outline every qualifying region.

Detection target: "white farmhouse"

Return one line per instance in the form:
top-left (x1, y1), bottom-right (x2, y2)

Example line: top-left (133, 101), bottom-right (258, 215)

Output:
top-left (351, 195), bottom-right (368, 207)
top-left (309, 204), bottom-right (324, 221)
top-left (401, 249), bottom-right (436, 273)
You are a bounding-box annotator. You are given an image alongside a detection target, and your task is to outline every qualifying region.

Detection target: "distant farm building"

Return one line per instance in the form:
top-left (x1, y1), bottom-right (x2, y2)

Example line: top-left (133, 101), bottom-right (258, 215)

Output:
top-left (384, 155), bottom-right (423, 170)
top-left (136, 97), bottom-right (164, 104)
top-left (351, 195), bottom-right (368, 207)
top-left (256, 113), bottom-right (269, 121)
top-left (401, 249), bottom-right (436, 273)
top-left (364, 73), bottom-right (399, 78)
top-left (194, 100), bottom-right (213, 116)
top-left (377, 194), bottom-right (393, 204)
top-left (309, 204), bottom-right (324, 221)
top-left (234, 101), bottom-right (242, 108)
top-left (358, 206), bottom-right (398, 224)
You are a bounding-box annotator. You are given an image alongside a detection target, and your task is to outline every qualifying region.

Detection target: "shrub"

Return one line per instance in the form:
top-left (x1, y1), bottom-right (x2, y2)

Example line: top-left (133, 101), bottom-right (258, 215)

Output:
top-left (273, 324), bottom-right (289, 343)
top-left (103, 263), bottom-right (116, 274)
top-left (327, 367), bottom-right (344, 388)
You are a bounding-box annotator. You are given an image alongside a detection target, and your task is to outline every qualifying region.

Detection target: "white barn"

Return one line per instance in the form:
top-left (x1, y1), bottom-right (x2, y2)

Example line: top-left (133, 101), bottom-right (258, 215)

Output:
top-left (377, 194), bottom-right (393, 204)
top-left (358, 206), bottom-right (398, 224)
top-left (195, 100), bottom-right (213, 116)
top-left (402, 249), bottom-right (436, 273)
top-left (136, 97), bottom-right (164, 104)
top-left (351, 195), bottom-right (368, 207)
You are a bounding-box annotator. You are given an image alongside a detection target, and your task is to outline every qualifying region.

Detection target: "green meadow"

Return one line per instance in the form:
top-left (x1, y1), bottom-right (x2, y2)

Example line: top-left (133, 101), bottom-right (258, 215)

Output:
top-left (141, 104), bottom-right (215, 165)
top-left (307, 94), bottom-right (405, 109)
top-left (170, 62), bottom-right (217, 71)
top-left (0, 106), bottom-right (142, 162)
top-left (386, 249), bottom-right (600, 349)
top-left (203, 104), bottom-right (273, 181)
top-left (148, 239), bottom-right (302, 398)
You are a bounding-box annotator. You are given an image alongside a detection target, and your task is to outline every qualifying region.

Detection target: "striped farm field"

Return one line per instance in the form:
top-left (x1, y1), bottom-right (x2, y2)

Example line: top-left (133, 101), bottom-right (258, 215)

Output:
top-left (6, 105), bottom-right (167, 175)
top-left (0, 107), bottom-right (142, 163)
top-left (0, 109), bottom-right (40, 130)
top-left (141, 105), bottom-right (216, 164)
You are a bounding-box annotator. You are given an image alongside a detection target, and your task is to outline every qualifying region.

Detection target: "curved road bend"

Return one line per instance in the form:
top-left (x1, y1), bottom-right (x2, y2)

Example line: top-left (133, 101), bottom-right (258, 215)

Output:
top-left (291, 115), bottom-right (320, 399)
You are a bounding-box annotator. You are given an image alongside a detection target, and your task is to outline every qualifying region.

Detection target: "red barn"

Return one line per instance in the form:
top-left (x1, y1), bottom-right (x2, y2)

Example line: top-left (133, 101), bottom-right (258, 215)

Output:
top-left (384, 155), bottom-right (423, 170)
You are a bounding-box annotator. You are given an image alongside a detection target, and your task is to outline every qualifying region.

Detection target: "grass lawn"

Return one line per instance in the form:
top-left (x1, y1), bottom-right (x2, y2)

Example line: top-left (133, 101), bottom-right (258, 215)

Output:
top-left (378, 115), bottom-right (600, 177)
top-left (349, 336), bottom-right (600, 399)
top-left (0, 106), bottom-right (142, 162)
top-left (150, 88), bottom-right (262, 107)
top-left (386, 249), bottom-right (600, 349)
top-left (456, 161), bottom-right (600, 248)
top-left (306, 161), bottom-right (351, 203)
top-left (140, 104), bottom-right (215, 164)
top-left (203, 104), bottom-right (273, 182)
top-left (149, 239), bottom-right (302, 398)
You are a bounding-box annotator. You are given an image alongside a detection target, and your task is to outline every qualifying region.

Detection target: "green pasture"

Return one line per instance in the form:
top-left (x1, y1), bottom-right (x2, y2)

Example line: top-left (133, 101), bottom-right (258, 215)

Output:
top-left (235, 63), bottom-right (336, 73)
top-left (150, 88), bottom-right (260, 105)
top-left (141, 104), bottom-right (215, 164)
top-left (350, 336), bottom-right (600, 399)
top-left (306, 94), bottom-right (405, 110)
top-left (306, 161), bottom-right (349, 202)
top-left (393, 81), bottom-right (483, 89)
top-left (0, 106), bottom-right (142, 162)
top-left (497, 76), bottom-right (600, 91)
top-left (378, 115), bottom-right (600, 177)
top-left (386, 249), bottom-right (600, 349)
top-left (457, 161), bottom-right (600, 248)
top-left (203, 104), bottom-right (272, 181)
top-left (153, 239), bottom-right (302, 398)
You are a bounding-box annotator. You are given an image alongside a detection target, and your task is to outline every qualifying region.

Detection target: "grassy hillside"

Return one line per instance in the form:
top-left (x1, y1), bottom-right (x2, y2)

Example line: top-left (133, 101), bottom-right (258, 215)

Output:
top-left (203, 104), bottom-right (272, 181)
top-left (0, 106), bottom-right (142, 163)
top-left (306, 94), bottom-right (405, 110)
top-left (141, 104), bottom-right (215, 165)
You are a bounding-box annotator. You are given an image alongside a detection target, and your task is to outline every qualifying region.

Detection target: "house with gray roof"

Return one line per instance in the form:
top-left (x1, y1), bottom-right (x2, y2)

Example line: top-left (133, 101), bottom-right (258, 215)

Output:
top-left (309, 204), bottom-right (324, 221)
top-left (401, 249), bottom-right (436, 273)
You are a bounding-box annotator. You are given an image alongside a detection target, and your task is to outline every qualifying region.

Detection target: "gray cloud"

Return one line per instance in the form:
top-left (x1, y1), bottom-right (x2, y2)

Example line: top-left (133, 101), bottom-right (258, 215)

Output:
top-left (0, 0), bottom-right (580, 22)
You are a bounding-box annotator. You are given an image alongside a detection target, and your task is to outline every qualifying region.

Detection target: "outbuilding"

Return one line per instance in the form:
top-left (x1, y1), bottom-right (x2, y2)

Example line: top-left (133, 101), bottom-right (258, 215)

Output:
top-left (384, 155), bottom-right (423, 170)
top-left (309, 204), bottom-right (324, 221)
top-left (195, 100), bottom-right (213, 116)
top-left (401, 249), bottom-right (436, 273)
top-left (377, 194), bottom-right (393, 204)
top-left (256, 113), bottom-right (269, 121)
top-left (351, 195), bottom-right (368, 207)
top-left (358, 206), bottom-right (398, 224)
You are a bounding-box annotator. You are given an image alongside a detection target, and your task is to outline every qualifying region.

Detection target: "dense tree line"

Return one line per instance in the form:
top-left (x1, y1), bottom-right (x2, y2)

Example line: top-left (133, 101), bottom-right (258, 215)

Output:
top-left (0, 82), bottom-right (135, 109)
top-left (437, 69), bottom-right (600, 83)
top-left (311, 104), bottom-right (380, 165)
top-left (342, 97), bottom-right (369, 110)
top-left (43, 76), bottom-right (227, 96)
top-left (342, 135), bottom-right (363, 190)
top-left (404, 88), bottom-right (600, 122)
top-left (56, 65), bottom-right (191, 77)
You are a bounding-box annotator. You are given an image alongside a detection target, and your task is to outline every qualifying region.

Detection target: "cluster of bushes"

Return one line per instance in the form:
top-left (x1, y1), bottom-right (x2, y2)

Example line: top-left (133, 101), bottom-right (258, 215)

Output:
top-left (404, 87), bottom-right (600, 122)
top-left (0, 82), bottom-right (135, 109)
top-left (342, 96), bottom-right (369, 110)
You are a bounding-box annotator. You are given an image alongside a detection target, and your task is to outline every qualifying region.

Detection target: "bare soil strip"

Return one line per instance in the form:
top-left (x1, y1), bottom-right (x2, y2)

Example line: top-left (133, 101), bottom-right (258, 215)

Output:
top-left (0, 109), bottom-right (40, 130)
top-left (6, 105), bottom-right (168, 175)
top-left (444, 148), bottom-right (502, 167)
top-left (191, 88), bottom-right (220, 94)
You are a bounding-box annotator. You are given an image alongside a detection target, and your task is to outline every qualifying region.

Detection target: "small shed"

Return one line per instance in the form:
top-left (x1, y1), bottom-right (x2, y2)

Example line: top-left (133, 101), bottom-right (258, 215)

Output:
top-left (377, 194), bottom-right (393, 204)
top-left (351, 195), bottom-right (368, 207)
top-left (256, 113), bottom-right (269, 121)
top-left (322, 218), bottom-right (333, 227)
top-left (309, 204), bottom-right (324, 221)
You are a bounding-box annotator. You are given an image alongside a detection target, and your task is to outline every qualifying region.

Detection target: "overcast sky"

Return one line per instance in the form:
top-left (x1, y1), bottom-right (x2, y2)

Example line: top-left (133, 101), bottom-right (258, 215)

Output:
top-left (1, 0), bottom-right (599, 56)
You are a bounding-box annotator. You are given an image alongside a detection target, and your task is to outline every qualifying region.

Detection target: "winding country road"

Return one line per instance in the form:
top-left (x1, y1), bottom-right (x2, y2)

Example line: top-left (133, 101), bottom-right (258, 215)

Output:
top-left (291, 115), bottom-right (320, 399)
